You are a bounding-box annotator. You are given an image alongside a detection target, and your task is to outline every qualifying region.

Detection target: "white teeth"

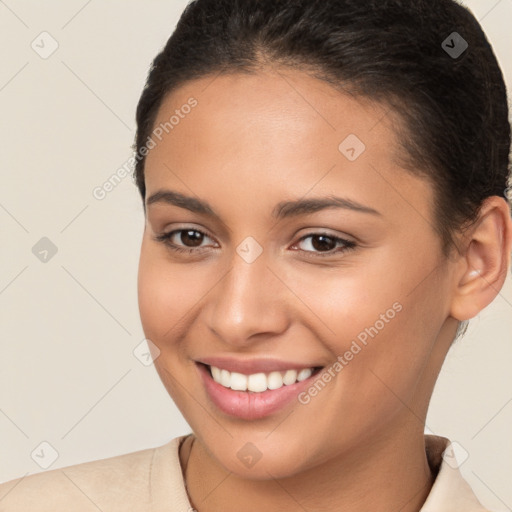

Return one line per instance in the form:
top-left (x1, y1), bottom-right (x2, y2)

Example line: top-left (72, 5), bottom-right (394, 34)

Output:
top-left (267, 371), bottom-right (284, 390)
top-left (220, 369), bottom-right (231, 388)
top-left (209, 365), bottom-right (316, 392)
top-left (211, 366), bottom-right (221, 382)
top-left (283, 369), bottom-right (298, 385)
top-left (230, 372), bottom-right (248, 391)
top-left (297, 368), bottom-right (313, 381)
top-left (247, 373), bottom-right (267, 392)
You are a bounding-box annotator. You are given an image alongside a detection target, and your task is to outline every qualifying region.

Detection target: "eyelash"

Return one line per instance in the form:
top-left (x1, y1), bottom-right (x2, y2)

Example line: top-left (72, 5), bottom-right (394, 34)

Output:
top-left (153, 228), bottom-right (357, 258)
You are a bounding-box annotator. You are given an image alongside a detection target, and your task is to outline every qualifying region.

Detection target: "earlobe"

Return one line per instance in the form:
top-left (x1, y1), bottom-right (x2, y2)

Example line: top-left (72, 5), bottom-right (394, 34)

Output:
top-left (449, 197), bottom-right (512, 321)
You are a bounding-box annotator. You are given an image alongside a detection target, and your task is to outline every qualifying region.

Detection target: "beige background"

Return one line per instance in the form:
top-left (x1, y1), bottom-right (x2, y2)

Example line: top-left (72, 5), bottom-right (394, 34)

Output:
top-left (0, 0), bottom-right (511, 509)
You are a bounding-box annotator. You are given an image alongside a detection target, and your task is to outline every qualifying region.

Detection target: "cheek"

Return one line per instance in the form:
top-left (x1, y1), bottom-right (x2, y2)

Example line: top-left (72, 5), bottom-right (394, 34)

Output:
top-left (137, 240), bottom-right (201, 341)
top-left (333, 283), bottom-right (445, 420)
top-left (299, 254), bottom-right (444, 408)
top-left (287, 261), bottom-right (401, 345)
top-left (137, 243), bottom-right (204, 410)
top-left (137, 256), bottom-right (174, 341)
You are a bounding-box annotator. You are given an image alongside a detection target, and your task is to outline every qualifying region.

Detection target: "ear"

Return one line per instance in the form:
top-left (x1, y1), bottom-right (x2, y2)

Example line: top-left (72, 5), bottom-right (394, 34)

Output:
top-left (449, 196), bottom-right (512, 321)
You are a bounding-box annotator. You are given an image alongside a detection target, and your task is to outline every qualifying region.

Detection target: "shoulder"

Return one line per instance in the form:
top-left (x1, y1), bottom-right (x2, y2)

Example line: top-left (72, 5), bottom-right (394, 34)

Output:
top-left (0, 437), bottom-right (185, 512)
top-left (422, 435), bottom-right (493, 512)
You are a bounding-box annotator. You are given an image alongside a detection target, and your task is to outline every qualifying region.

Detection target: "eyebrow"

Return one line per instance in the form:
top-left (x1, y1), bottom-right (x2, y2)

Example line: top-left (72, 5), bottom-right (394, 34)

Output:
top-left (146, 189), bottom-right (381, 219)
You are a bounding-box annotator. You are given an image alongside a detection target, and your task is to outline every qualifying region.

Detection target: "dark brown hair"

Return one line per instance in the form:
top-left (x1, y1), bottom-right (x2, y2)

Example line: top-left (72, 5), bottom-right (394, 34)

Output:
top-left (133, 0), bottom-right (511, 260)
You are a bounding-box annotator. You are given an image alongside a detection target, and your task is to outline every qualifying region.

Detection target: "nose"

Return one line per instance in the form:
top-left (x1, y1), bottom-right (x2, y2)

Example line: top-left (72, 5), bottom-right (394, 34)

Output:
top-left (205, 249), bottom-right (290, 346)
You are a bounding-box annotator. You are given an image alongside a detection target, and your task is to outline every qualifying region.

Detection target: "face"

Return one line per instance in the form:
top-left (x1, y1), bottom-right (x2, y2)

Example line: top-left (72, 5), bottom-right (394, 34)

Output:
top-left (137, 68), bottom-right (459, 479)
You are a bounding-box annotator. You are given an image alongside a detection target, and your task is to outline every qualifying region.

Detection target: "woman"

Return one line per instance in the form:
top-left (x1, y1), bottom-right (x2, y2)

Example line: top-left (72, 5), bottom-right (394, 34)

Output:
top-left (1, 0), bottom-right (511, 510)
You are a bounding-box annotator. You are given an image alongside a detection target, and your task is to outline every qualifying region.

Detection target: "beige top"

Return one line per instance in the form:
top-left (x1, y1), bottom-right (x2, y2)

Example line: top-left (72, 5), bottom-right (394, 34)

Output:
top-left (0, 434), bottom-right (491, 511)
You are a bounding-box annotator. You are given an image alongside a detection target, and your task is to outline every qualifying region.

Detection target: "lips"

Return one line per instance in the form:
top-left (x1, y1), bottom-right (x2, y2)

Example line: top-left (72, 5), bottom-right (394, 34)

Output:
top-left (195, 358), bottom-right (324, 420)
top-left (197, 356), bottom-right (321, 374)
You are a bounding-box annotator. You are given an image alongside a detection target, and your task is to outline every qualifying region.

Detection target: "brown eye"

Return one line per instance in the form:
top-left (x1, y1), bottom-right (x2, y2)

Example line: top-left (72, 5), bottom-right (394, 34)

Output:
top-left (153, 227), bottom-right (218, 255)
top-left (177, 230), bottom-right (205, 247)
top-left (310, 235), bottom-right (337, 252)
top-left (294, 233), bottom-right (357, 258)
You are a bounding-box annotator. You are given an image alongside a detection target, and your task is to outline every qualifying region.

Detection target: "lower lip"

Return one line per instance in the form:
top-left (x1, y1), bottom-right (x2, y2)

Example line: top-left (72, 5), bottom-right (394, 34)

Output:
top-left (197, 363), bottom-right (321, 420)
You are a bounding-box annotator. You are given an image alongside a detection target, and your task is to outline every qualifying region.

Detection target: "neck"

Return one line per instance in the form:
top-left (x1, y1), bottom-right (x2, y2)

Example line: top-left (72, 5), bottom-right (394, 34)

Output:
top-left (182, 425), bottom-right (435, 512)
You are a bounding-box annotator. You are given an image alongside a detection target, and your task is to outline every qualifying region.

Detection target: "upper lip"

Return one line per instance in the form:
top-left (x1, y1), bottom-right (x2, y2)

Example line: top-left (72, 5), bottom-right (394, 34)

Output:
top-left (197, 356), bottom-right (322, 375)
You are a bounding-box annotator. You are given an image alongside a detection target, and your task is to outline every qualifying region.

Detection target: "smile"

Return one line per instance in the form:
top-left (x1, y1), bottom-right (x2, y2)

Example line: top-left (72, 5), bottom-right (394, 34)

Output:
top-left (208, 365), bottom-right (319, 392)
top-left (196, 361), bottom-right (324, 420)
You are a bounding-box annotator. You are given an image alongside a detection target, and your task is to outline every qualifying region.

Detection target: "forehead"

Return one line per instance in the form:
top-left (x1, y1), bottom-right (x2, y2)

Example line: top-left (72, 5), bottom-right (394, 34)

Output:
top-left (149, 68), bottom-right (394, 164)
top-left (143, 68), bottom-right (435, 229)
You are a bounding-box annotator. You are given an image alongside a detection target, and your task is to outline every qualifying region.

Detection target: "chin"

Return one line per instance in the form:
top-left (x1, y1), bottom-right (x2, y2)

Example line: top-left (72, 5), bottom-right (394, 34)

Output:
top-left (196, 429), bottom-right (323, 481)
